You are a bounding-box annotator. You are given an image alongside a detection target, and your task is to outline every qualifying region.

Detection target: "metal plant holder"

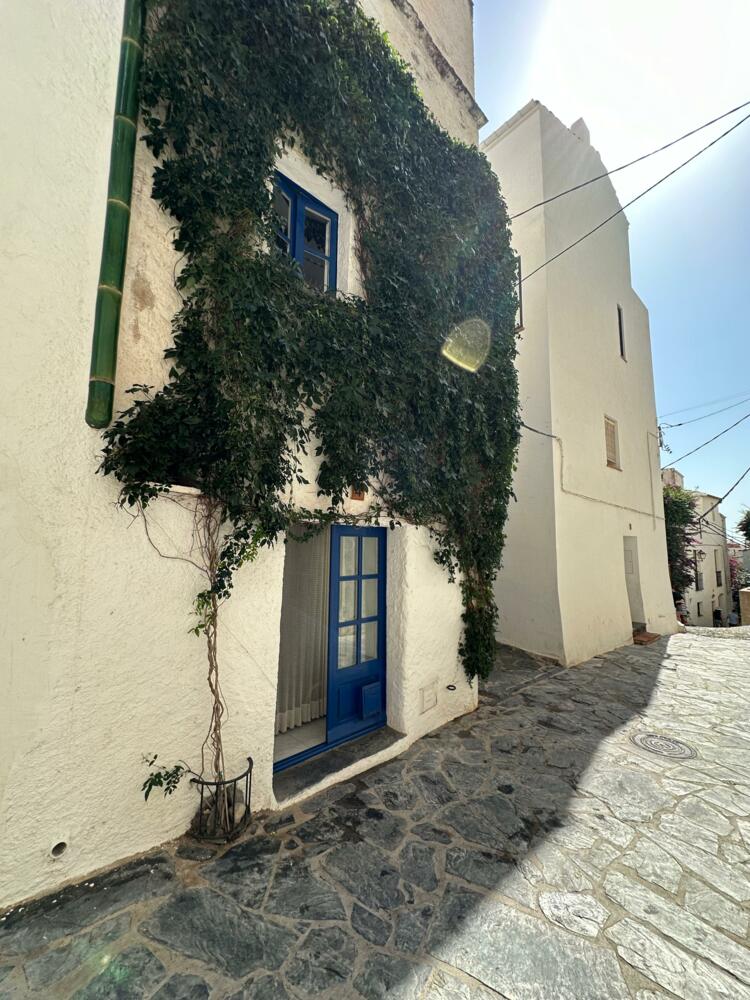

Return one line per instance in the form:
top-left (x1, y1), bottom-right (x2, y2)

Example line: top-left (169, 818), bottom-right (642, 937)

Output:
top-left (190, 757), bottom-right (253, 842)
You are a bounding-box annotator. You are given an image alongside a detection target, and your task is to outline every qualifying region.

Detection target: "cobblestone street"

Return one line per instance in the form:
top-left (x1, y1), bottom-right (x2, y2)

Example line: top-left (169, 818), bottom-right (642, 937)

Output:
top-left (2, 630), bottom-right (750, 999)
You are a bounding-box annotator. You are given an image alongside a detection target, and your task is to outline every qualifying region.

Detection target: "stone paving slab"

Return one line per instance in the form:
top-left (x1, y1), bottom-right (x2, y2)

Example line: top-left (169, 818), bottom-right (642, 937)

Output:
top-left (2, 632), bottom-right (750, 998)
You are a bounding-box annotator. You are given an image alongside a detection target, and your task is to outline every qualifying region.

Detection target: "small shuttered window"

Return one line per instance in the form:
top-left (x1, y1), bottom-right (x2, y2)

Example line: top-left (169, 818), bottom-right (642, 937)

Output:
top-left (605, 416), bottom-right (619, 468)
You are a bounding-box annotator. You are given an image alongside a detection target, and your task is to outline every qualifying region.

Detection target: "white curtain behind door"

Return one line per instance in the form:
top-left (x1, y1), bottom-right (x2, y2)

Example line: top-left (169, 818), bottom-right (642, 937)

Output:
top-left (275, 526), bottom-right (330, 734)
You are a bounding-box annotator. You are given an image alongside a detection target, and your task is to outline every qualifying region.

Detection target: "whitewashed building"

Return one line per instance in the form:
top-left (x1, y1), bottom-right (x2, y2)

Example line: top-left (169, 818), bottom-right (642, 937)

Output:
top-left (482, 101), bottom-right (678, 665)
top-left (0, 0), bottom-right (486, 910)
top-left (662, 469), bottom-right (731, 625)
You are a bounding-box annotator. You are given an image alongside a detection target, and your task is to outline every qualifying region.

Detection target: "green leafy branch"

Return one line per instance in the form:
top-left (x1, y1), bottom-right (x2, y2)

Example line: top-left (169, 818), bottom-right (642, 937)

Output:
top-left (100, 0), bottom-right (520, 681)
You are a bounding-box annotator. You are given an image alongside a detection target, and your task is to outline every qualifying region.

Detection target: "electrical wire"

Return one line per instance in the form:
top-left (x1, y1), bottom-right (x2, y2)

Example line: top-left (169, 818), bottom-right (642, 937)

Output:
top-left (521, 111), bottom-right (750, 285)
top-left (510, 98), bottom-right (750, 221)
top-left (660, 389), bottom-right (750, 419)
top-left (701, 465), bottom-right (750, 521)
top-left (696, 519), bottom-right (745, 546)
top-left (521, 424), bottom-right (750, 541)
top-left (521, 420), bottom-right (556, 439)
top-left (661, 411), bottom-right (750, 468)
top-left (661, 397), bottom-right (750, 429)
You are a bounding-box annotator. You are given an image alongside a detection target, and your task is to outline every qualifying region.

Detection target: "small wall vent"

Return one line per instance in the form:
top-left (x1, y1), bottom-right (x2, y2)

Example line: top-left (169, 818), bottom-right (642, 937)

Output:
top-left (420, 681), bottom-right (438, 714)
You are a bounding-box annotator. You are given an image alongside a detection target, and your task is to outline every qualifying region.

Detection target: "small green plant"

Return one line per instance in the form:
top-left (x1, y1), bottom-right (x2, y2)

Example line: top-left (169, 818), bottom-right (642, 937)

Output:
top-left (738, 508), bottom-right (750, 547)
top-left (141, 755), bottom-right (194, 801)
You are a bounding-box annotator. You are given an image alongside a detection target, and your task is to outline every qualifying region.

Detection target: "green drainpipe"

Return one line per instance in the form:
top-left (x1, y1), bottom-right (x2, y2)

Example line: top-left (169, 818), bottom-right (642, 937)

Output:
top-left (86, 0), bottom-right (144, 428)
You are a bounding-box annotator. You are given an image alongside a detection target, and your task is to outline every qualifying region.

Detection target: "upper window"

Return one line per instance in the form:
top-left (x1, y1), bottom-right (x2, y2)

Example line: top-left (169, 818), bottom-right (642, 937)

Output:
top-left (693, 551), bottom-right (704, 591)
top-left (273, 172), bottom-right (338, 292)
top-left (617, 304), bottom-right (626, 360)
top-left (605, 416), bottom-right (620, 469)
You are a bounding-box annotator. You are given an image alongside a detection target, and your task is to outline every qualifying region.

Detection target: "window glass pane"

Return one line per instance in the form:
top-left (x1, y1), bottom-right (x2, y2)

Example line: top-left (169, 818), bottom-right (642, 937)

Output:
top-left (361, 578), bottom-right (378, 618)
top-left (338, 625), bottom-right (357, 669)
top-left (304, 209), bottom-right (329, 254)
top-left (303, 252), bottom-right (327, 290)
top-left (273, 187), bottom-right (290, 238)
top-left (340, 535), bottom-right (358, 576)
top-left (361, 621), bottom-right (377, 662)
top-left (339, 580), bottom-right (357, 622)
top-left (362, 536), bottom-right (378, 575)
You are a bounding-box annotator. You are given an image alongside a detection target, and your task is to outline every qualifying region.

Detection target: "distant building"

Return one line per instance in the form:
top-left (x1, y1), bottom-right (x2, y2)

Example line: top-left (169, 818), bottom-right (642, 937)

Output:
top-left (661, 468), bottom-right (731, 625)
top-left (482, 101), bottom-right (677, 665)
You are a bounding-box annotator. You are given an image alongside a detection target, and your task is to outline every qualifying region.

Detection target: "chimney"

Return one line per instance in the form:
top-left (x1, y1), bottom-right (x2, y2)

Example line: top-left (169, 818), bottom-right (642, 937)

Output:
top-left (661, 468), bottom-right (685, 489)
top-left (570, 118), bottom-right (590, 144)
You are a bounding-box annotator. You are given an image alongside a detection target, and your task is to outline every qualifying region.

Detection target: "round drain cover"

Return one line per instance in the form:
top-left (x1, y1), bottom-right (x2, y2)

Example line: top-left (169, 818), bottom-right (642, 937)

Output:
top-left (630, 732), bottom-right (697, 760)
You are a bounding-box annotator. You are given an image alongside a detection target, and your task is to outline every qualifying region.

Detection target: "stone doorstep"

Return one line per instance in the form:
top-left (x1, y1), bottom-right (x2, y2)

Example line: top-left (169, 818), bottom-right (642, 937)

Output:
top-left (633, 632), bottom-right (662, 646)
top-left (272, 725), bottom-right (406, 808)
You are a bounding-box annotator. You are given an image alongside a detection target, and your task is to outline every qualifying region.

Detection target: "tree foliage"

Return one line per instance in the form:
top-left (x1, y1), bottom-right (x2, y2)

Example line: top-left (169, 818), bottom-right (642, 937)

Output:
top-left (100, 0), bottom-right (520, 680)
top-left (738, 509), bottom-right (750, 547)
top-left (729, 554), bottom-right (750, 596)
top-left (663, 485), bottom-right (700, 595)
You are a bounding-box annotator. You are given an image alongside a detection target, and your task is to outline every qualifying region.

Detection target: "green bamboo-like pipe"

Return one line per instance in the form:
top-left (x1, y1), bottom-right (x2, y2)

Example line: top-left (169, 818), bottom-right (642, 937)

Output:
top-left (86, 0), bottom-right (144, 428)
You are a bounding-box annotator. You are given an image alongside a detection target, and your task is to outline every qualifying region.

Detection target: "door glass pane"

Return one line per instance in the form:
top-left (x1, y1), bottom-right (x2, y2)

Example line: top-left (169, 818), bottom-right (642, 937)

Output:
top-left (304, 209), bottom-right (329, 254)
top-left (339, 580), bottom-right (357, 622)
top-left (338, 625), bottom-right (357, 669)
top-left (362, 536), bottom-right (378, 575)
top-left (303, 252), bottom-right (327, 290)
top-left (361, 578), bottom-right (378, 618)
top-left (340, 535), bottom-right (358, 576)
top-left (361, 621), bottom-right (377, 662)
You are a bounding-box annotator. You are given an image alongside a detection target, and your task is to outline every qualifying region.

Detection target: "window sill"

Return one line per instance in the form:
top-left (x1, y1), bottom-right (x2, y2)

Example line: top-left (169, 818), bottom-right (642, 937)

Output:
top-left (606, 461), bottom-right (622, 471)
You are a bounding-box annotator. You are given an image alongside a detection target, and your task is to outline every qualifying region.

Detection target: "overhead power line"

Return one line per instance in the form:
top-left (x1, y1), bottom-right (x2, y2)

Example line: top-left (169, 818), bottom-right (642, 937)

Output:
top-left (661, 410), bottom-right (750, 468)
top-left (511, 98), bottom-right (750, 220)
top-left (701, 464), bottom-right (750, 521)
top-left (521, 110), bottom-right (750, 285)
top-left (696, 519), bottom-right (745, 546)
top-left (661, 396), bottom-right (750, 429)
top-left (660, 389), bottom-right (750, 419)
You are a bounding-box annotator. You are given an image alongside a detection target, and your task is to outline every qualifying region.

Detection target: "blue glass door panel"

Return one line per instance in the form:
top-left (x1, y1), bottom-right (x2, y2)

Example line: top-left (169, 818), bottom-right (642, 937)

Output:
top-left (327, 525), bottom-right (387, 746)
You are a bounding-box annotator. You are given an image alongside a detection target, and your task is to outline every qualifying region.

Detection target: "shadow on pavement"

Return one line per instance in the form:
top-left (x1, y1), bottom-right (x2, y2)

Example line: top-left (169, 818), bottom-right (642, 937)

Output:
top-left (0, 639), bottom-right (670, 999)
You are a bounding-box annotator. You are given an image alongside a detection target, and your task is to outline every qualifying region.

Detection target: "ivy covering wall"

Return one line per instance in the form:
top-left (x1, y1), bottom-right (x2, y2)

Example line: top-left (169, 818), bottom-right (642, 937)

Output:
top-left (101, 0), bottom-right (520, 680)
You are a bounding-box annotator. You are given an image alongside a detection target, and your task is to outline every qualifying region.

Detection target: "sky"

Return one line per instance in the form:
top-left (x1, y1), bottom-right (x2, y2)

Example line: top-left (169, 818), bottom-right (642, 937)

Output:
top-left (473, 0), bottom-right (750, 539)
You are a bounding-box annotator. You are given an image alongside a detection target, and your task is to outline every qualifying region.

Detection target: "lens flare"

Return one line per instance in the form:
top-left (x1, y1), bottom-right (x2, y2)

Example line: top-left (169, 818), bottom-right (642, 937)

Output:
top-left (440, 317), bottom-right (491, 372)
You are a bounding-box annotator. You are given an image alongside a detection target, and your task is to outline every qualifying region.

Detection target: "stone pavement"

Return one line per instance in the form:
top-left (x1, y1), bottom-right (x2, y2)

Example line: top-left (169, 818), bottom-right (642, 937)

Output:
top-left (2, 631), bottom-right (750, 999)
top-left (685, 625), bottom-right (750, 641)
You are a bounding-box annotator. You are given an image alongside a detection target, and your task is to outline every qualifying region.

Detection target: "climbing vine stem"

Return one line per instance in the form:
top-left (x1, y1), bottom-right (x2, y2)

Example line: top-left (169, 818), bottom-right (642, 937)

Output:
top-left (100, 0), bottom-right (520, 691)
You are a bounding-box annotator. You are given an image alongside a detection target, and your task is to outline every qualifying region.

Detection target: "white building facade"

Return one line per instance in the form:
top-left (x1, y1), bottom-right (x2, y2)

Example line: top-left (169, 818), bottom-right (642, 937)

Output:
top-left (0, 0), bottom-right (484, 909)
top-left (483, 102), bottom-right (678, 666)
top-left (662, 469), bottom-right (731, 625)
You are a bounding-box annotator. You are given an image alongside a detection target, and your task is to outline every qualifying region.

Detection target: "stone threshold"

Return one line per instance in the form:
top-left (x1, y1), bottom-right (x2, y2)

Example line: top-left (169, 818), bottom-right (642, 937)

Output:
top-left (273, 726), bottom-right (404, 807)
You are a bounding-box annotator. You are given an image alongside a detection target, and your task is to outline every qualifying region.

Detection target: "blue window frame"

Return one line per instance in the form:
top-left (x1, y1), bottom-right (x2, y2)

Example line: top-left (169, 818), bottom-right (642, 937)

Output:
top-left (273, 172), bottom-right (338, 292)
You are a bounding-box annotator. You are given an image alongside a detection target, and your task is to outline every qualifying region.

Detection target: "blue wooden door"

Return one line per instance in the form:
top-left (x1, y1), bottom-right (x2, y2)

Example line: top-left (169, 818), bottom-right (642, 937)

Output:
top-left (327, 525), bottom-right (387, 747)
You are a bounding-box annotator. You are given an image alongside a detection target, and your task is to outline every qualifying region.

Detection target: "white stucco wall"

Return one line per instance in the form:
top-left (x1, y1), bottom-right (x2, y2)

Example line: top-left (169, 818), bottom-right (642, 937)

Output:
top-left (405, 0), bottom-right (476, 96)
top-left (662, 472), bottom-right (732, 624)
top-left (481, 109), bottom-right (565, 662)
top-left (682, 494), bottom-right (730, 625)
top-left (361, 0), bottom-right (481, 143)
top-left (483, 102), bottom-right (678, 665)
top-left (0, 0), bottom-right (480, 908)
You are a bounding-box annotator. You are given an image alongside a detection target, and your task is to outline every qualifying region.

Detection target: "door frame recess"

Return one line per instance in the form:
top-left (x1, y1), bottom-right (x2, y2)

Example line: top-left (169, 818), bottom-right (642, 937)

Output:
top-left (273, 524), bottom-right (387, 773)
